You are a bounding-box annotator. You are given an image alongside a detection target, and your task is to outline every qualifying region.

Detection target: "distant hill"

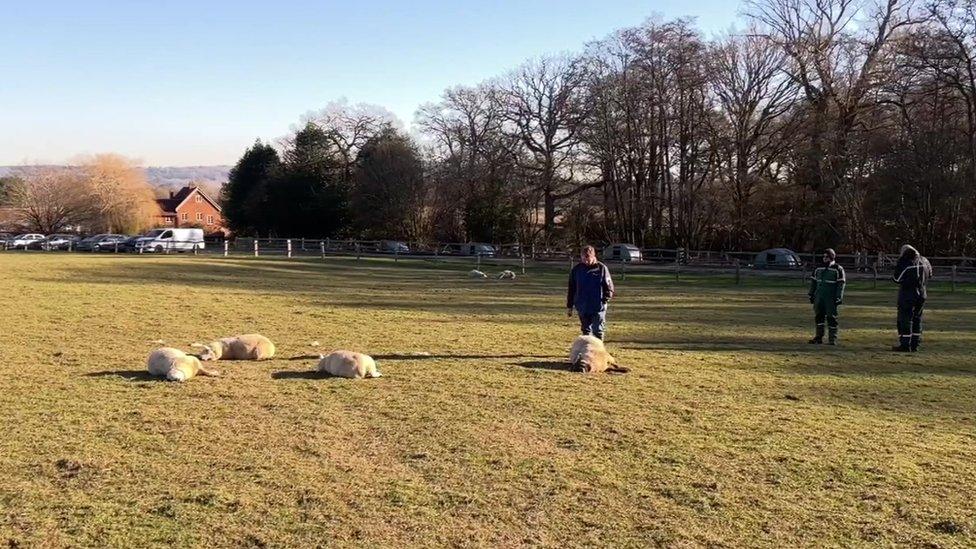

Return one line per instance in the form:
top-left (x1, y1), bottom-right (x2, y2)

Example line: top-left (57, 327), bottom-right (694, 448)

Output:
top-left (0, 165), bottom-right (231, 200)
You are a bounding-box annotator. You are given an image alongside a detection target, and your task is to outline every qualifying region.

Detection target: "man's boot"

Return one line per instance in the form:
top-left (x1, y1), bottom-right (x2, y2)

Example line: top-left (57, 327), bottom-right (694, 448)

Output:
top-left (828, 327), bottom-right (838, 346)
top-left (910, 335), bottom-right (920, 352)
top-left (809, 324), bottom-right (825, 344)
top-left (892, 335), bottom-right (911, 352)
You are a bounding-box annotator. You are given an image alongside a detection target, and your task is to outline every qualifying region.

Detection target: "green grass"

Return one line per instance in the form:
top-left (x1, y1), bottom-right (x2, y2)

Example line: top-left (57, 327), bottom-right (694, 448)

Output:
top-left (1, 254), bottom-right (974, 548)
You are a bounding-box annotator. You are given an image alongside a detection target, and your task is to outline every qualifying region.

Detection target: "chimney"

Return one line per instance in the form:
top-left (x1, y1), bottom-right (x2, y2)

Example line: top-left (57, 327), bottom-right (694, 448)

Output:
top-left (169, 191), bottom-right (175, 199)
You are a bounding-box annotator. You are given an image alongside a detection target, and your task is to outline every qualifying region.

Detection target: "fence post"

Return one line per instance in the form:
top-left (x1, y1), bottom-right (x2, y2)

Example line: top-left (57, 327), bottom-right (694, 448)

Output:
top-left (873, 265), bottom-right (878, 289)
top-left (301, 237), bottom-right (305, 251)
top-left (675, 252), bottom-right (680, 283)
top-left (952, 265), bottom-right (957, 292)
top-left (477, 253), bottom-right (481, 270)
top-left (521, 255), bottom-right (526, 275)
top-left (254, 239), bottom-right (259, 257)
top-left (394, 245), bottom-right (399, 263)
top-left (621, 259), bottom-right (627, 281)
top-left (320, 240), bottom-right (325, 259)
top-left (735, 260), bottom-right (741, 285)
top-left (287, 239), bottom-right (292, 259)
top-left (193, 243), bottom-right (198, 256)
top-left (67, 241), bottom-right (72, 252)
top-left (356, 242), bottom-right (361, 260)
top-left (223, 240), bottom-right (229, 257)
top-left (114, 241), bottom-right (119, 253)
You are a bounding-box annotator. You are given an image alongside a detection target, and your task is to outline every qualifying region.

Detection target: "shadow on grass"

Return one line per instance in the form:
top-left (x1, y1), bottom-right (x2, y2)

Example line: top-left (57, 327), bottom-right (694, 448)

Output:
top-left (272, 370), bottom-right (337, 380)
top-left (374, 353), bottom-right (550, 361)
top-left (85, 370), bottom-right (158, 381)
top-left (516, 360), bottom-right (573, 372)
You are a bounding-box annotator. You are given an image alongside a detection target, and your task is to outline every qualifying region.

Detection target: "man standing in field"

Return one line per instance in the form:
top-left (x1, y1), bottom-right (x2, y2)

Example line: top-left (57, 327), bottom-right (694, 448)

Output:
top-left (567, 245), bottom-right (615, 340)
top-left (892, 244), bottom-right (932, 352)
top-left (808, 248), bottom-right (846, 345)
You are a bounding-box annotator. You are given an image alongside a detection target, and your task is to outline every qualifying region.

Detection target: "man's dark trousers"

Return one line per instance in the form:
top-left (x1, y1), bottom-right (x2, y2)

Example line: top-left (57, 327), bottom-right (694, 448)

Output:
top-left (897, 303), bottom-right (925, 351)
top-left (579, 307), bottom-right (607, 340)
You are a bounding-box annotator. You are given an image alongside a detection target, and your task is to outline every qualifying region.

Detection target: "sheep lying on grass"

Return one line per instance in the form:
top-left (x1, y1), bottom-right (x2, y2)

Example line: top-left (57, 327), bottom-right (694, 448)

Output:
top-left (195, 334), bottom-right (276, 361)
top-left (568, 335), bottom-right (628, 374)
top-left (316, 351), bottom-right (382, 379)
top-left (468, 269), bottom-right (488, 279)
top-left (498, 270), bottom-right (516, 280)
top-left (147, 348), bottom-right (220, 382)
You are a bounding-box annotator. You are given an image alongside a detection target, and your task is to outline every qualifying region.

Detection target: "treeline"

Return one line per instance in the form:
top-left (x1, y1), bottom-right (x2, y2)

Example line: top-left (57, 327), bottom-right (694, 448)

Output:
top-left (225, 0), bottom-right (976, 254)
top-left (1, 155), bottom-right (160, 234)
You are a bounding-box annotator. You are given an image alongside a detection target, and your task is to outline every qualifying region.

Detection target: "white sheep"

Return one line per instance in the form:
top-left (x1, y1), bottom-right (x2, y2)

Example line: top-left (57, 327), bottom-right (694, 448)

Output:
top-left (468, 269), bottom-right (488, 279)
top-left (568, 335), bottom-right (628, 374)
top-left (194, 334), bottom-right (276, 361)
top-left (498, 270), bottom-right (516, 280)
top-left (316, 351), bottom-right (382, 379)
top-left (147, 347), bottom-right (220, 382)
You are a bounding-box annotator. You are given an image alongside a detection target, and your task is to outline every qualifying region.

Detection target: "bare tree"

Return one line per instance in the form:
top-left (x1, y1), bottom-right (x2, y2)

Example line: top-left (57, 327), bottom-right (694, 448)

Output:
top-left (6, 168), bottom-right (94, 233)
top-left (83, 154), bottom-right (159, 234)
top-left (500, 55), bottom-right (601, 241)
top-left (747, 0), bottom-right (921, 247)
top-left (709, 29), bottom-right (799, 248)
top-left (303, 99), bottom-right (399, 183)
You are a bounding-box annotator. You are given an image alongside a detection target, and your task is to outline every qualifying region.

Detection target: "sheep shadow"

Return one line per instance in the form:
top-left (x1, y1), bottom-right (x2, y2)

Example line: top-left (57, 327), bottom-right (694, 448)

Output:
top-left (85, 370), bottom-right (157, 381)
top-left (516, 360), bottom-right (574, 372)
top-left (272, 370), bottom-right (337, 380)
top-left (374, 353), bottom-right (543, 361)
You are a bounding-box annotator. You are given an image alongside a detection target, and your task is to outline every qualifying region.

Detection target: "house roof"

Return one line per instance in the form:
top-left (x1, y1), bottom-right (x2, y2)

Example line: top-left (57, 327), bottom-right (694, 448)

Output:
top-left (155, 185), bottom-right (222, 214)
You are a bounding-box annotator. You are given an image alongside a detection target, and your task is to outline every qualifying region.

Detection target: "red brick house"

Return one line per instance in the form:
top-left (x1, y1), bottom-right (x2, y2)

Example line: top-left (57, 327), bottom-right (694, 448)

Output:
top-left (155, 185), bottom-right (226, 234)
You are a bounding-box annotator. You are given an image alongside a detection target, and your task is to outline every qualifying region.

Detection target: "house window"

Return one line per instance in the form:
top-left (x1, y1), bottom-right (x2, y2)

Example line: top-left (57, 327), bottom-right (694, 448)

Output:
top-left (195, 195), bottom-right (203, 203)
top-left (196, 212), bottom-right (203, 221)
top-left (181, 213), bottom-right (189, 221)
top-left (207, 215), bottom-right (214, 225)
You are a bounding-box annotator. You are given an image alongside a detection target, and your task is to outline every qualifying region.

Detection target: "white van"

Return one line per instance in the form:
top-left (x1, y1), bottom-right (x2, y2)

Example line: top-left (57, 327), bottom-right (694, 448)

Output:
top-left (134, 228), bottom-right (205, 253)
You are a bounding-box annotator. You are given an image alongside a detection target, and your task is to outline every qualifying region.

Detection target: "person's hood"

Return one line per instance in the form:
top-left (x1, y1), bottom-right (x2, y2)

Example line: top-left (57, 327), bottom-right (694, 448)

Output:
top-left (900, 244), bottom-right (919, 259)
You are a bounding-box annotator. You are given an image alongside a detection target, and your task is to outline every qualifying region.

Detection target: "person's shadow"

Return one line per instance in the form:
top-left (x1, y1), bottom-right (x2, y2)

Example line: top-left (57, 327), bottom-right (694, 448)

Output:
top-left (84, 370), bottom-right (157, 381)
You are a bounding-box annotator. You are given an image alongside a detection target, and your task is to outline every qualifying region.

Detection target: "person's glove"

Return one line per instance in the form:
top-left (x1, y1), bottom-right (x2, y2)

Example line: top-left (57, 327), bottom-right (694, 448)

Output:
top-left (808, 295), bottom-right (815, 304)
top-left (836, 298), bottom-right (843, 305)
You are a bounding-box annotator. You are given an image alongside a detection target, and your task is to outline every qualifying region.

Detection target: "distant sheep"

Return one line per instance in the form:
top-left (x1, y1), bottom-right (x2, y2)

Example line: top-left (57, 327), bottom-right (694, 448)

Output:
top-left (468, 269), bottom-right (488, 279)
top-left (568, 335), bottom-right (628, 374)
top-left (316, 351), bottom-right (382, 379)
top-left (147, 348), bottom-right (220, 382)
top-left (195, 334), bottom-right (276, 361)
top-left (498, 270), bottom-right (516, 280)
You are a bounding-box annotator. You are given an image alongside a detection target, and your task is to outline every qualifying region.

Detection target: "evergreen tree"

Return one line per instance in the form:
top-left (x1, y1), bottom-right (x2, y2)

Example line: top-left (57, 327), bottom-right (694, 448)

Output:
top-left (222, 140), bottom-right (281, 236)
top-left (350, 128), bottom-right (425, 239)
top-left (266, 123), bottom-right (348, 237)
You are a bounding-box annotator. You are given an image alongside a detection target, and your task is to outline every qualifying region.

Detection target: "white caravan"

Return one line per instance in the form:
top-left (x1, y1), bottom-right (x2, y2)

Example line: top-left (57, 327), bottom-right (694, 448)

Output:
top-left (134, 228), bottom-right (205, 253)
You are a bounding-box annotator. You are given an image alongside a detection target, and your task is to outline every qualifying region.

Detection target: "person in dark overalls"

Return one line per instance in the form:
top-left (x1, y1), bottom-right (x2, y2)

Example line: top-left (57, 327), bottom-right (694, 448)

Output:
top-left (808, 248), bottom-right (846, 345)
top-left (892, 244), bottom-right (932, 352)
top-left (566, 245), bottom-right (615, 340)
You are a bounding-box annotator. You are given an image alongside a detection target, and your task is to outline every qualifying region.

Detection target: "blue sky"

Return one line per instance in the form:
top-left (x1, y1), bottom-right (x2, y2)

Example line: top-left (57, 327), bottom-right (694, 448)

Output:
top-left (0, 0), bottom-right (741, 166)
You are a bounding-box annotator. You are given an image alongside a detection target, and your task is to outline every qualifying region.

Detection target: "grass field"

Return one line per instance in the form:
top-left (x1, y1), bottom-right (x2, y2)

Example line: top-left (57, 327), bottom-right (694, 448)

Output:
top-left (1, 254), bottom-right (974, 548)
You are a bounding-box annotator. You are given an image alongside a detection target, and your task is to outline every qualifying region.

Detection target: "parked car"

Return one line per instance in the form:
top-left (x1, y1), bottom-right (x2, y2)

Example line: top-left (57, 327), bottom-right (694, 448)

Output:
top-left (380, 240), bottom-right (410, 254)
top-left (458, 243), bottom-right (496, 257)
top-left (133, 228), bottom-right (205, 253)
top-left (6, 233), bottom-right (46, 249)
top-left (118, 235), bottom-right (144, 253)
top-left (35, 234), bottom-right (81, 250)
top-left (76, 234), bottom-right (109, 252)
top-left (602, 243), bottom-right (643, 262)
top-left (753, 248), bottom-right (802, 270)
top-left (92, 234), bottom-right (129, 252)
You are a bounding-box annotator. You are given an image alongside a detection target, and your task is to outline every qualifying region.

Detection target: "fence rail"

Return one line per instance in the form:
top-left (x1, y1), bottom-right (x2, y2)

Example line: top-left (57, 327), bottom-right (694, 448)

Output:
top-left (3, 237), bottom-right (974, 285)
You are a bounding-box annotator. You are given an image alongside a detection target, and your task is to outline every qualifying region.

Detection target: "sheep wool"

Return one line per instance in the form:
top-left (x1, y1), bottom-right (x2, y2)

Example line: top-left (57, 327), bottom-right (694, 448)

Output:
top-left (568, 335), bottom-right (626, 374)
top-left (468, 269), bottom-right (488, 279)
top-left (316, 351), bottom-right (382, 379)
top-left (198, 334), bottom-right (276, 361)
top-left (147, 348), bottom-right (220, 382)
